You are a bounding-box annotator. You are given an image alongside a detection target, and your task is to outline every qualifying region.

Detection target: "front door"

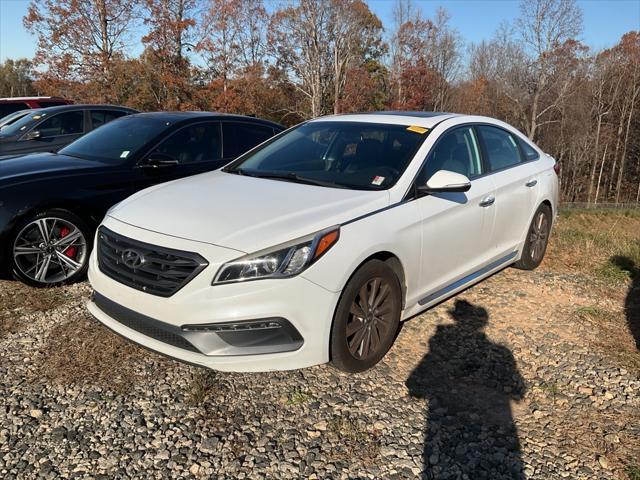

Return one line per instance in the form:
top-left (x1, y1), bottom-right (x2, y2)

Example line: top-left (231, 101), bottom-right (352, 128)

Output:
top-left (415, 126), bottom-right (496, 303)
top-left (134, 121), bottom-right (225, 190)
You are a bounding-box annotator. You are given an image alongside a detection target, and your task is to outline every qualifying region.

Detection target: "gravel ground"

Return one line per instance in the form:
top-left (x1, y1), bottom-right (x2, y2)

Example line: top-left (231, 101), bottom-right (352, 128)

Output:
top-left (1, 266), bottom-right (639, 479)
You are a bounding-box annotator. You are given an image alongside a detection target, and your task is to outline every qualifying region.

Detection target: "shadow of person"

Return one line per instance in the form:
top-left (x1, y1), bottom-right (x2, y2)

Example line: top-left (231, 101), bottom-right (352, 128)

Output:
top-left (610, 256), bottom-right (640, 350)
top-left (406, 300), bottom-right (526, 479)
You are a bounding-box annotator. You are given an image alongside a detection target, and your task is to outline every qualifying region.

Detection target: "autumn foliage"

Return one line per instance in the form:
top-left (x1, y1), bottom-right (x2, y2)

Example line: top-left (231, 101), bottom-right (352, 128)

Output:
top-left (0, 0), bottom-right (636, 204)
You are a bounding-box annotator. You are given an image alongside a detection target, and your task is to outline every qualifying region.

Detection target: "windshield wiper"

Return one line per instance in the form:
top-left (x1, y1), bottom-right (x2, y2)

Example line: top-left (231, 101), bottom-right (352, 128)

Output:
top-left (248, 171), bottom-right (349, 189)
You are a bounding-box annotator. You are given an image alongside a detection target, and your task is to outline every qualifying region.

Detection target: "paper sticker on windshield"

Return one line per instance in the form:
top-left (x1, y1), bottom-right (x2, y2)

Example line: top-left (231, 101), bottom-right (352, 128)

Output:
top-left (120, 150), bottom-right (130, 158)
top-left (372, 176), bottom-right (385, 186)
top-left (406, 125), bottom-right (428, 134)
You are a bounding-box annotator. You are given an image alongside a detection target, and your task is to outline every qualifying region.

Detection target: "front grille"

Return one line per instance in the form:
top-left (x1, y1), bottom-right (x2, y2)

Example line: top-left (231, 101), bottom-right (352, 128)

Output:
top-left (97, 227), bottom-right (208, 297)
top-left (93, 292), bottom-right (199, 353)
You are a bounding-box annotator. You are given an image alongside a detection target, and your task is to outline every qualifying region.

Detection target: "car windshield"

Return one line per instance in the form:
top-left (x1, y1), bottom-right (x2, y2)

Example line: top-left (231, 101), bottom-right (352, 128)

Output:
top-left (0, 110), bottom-right (45, 136)
top-left (0, 109), bottom-right (34, 130)
top-left (59, 116), bottom-right (170, 164)
top-left (225, 121), bottom-right (429, 190)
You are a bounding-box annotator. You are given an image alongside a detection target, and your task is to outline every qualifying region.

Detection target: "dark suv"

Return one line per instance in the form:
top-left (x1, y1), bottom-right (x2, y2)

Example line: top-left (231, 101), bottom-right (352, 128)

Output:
top-left (0, 104), bottom-right (138, 158)
top-left (0, 96), bottom-right (71, 118)
top-left (0, 112), bottom-right (284, 286)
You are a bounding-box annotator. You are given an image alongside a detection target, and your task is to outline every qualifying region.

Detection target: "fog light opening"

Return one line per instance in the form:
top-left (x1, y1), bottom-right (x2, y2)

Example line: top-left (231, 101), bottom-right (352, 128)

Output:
top-left (182, 320), bottom-right (283, 333)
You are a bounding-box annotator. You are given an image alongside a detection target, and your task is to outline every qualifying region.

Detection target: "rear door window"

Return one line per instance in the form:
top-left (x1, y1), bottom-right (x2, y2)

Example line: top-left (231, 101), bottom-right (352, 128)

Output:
top-left (476, 125), bottom-right (522, 171)
top-left (36, 110), bottom-right (84, 138)
top-left (90, 110), bottom-right (129, 129)
top-left (222, 122), bottom-right (274, 159)
top-left (151, 122), bottom-right (222, 164)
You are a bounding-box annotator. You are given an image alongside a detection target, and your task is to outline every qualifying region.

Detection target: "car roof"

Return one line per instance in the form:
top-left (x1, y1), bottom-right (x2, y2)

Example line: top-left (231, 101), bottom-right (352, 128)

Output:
top-left (0, 96), bottom-right (67, 102)
top-left (25, 104), bottom-right (138, 114)
top-left (311, 111), bottom-right (460, 128)
top-left (128, 111), bottom-right (284, 129)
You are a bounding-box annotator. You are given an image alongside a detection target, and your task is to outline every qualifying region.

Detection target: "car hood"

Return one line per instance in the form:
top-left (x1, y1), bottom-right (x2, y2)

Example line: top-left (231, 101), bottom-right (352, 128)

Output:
top-left (109, 170), bottom-right (390, 253)
top-left (0, 152), bottom-right (102, 185)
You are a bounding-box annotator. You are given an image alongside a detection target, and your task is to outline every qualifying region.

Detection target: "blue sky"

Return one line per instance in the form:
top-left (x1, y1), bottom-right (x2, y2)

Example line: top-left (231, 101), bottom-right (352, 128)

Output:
top-left (1, 0), bottom-right (639, 62)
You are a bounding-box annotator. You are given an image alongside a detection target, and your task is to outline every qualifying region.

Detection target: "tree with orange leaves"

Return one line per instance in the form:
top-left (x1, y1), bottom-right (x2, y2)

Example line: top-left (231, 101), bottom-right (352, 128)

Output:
top-left (24, 0), bottom-right (140, 102)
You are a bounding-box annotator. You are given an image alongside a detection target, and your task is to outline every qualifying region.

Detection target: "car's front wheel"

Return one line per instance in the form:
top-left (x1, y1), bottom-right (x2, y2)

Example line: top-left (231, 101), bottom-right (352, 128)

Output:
top-left (10, 209), bottom-right (91, 287)
top-left (330, 259), bottom-right (402, 373)
top-left (514, 203), bottom-right (552, 271)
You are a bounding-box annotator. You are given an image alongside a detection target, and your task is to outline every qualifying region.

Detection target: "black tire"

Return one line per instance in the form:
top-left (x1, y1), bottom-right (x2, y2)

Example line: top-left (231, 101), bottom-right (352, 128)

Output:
top-left (330, 259), bottom-right (402, 373)
top-left (9, 209), bottom-right (92, 287)
top-left (514, 203), bottom-right (552, 271)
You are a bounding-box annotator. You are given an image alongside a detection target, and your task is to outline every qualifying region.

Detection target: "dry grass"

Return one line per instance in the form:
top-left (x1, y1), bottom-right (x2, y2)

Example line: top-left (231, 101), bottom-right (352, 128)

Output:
top-left (0, 282), bottom-right (67, 337)
top-left (37, 313), bottom-right (165, 393)
top-left (576, 306), bottom-right (640, 374)
top-left (544, 208), bottom-right (640, 282)
top-left (544, 208), bottom-right (640, 375)
top-left (327, 416), bottom-right (381, 461)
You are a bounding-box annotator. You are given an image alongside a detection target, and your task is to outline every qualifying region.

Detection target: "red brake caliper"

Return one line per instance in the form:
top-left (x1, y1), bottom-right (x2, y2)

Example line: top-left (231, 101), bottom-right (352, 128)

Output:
top-left (59, 226), bottom-right (77, 258)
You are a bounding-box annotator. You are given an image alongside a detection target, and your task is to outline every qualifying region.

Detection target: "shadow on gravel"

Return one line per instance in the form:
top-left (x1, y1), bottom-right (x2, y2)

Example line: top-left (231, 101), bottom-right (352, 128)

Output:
top-left (610, 256), bottom-right (640, 350)
top-left (406, 300), bottom-right (526, 479)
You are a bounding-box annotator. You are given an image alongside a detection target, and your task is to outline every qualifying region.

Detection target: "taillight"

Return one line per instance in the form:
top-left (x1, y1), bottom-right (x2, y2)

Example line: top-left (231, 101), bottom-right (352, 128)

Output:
top-left (553, 162), bottom-right (560, 175)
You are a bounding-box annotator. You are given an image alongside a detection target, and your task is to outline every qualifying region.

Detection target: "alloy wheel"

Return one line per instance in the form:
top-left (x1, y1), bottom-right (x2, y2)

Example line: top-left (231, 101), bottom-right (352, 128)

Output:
top-left (13, 217), bottom-right (87, 284)
top-left (529, 211), bottom-right (549, 263)
top-left (346, 276), bottom-right (396, 360)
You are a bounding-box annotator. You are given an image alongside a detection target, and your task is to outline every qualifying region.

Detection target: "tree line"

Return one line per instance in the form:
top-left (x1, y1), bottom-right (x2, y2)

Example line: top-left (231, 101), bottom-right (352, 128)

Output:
top-left (1, 0), bottom-right (638, 205)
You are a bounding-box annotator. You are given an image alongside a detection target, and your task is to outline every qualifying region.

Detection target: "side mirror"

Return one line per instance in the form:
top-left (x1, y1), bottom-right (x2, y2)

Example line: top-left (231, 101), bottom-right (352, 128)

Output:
top-left (418, 170), bottom-right (471, 194)
top-left (23, 130), bottom-right (41, 141)
top-left (143, 152), bottom-right (179, 168)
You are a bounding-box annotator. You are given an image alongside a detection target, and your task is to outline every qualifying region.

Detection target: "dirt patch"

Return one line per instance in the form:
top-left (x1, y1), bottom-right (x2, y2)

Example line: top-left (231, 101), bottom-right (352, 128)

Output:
top-left (0, 282), bottom-right (68, 337)
top-left (36, 313), bottom-right (167, 393)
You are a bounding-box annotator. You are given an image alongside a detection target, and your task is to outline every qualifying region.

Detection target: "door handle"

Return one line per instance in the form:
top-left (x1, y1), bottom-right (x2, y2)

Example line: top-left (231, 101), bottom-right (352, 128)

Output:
top-left (525, 179), bottom-right (538, 187)
top-left (479, 195), bottom-right (495, 207)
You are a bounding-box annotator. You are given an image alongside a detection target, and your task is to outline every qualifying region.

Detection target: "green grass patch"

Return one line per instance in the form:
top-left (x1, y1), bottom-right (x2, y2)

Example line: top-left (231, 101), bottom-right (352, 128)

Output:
top-left (626, 463), bottom-right (640, 480)
top-left (546, 209), bottom-right (640, 283)
top-left (575, 305), bottom-right (615, 318)
top-left (538, 380), bottom-right (562, 397)
top-left (286, 389), bottom-right (310, 405)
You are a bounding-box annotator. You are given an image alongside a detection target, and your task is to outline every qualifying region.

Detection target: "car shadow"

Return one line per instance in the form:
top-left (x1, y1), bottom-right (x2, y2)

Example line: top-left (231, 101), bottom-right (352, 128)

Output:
top-left (610, 256), bottom-right (639, 350)
top-left (406, 299), bottom-right (526, 479)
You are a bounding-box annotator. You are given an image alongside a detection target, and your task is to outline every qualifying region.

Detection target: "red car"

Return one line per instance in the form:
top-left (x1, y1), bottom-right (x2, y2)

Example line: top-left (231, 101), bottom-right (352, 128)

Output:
top-left (0, 96), bottom-right (72, 118)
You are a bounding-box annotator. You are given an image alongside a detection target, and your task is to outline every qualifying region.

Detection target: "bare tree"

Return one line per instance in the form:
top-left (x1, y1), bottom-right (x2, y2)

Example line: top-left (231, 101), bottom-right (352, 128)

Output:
top-left (517, 0), bottom-right (583, 139)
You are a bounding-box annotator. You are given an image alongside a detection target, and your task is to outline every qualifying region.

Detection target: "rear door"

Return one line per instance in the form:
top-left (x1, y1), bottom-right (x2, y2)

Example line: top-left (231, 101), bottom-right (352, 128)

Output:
top-left (475, 125), bottom-right (539, 256)
top-left (221, 121), bottom-right (276, 163)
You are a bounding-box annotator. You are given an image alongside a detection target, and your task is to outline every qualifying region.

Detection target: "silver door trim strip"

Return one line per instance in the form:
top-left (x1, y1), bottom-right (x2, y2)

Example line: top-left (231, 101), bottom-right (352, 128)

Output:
top-left (418, 251), bottom-right (518, 306)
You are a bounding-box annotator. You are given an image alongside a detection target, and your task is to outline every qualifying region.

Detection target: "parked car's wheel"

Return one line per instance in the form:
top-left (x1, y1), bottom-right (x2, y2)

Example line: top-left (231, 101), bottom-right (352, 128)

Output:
top-left (330, 259), bottom-right (402, 373)
top-left (514, 203), bottom-right (552, 271)
top-left (10, 209), bottom-right (91, 287)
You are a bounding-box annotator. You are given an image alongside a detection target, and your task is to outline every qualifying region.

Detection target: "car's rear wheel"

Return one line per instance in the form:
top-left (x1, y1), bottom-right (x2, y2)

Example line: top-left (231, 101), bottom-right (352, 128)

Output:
top-left (514, 203), bottom-right (551, 271)
top-left (330, 260), bottom-right (402, 373)
top-left (10, 209), bottom-right (91, 287)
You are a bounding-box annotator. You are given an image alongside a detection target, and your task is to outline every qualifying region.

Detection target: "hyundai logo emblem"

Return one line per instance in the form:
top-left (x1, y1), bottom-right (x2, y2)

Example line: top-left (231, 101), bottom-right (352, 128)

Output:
top-left (121, 249), bottom-right (145, 269)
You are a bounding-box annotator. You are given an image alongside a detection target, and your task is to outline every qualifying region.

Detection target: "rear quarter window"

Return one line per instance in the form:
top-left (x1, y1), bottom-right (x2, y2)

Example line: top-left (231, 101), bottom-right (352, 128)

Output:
top-left (519, 139), bottom-right (540, 161)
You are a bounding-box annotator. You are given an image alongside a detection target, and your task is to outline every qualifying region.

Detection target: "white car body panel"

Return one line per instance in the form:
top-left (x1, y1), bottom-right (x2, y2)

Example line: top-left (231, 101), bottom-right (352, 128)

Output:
top-left (87, 113), bottom-right (559, 372)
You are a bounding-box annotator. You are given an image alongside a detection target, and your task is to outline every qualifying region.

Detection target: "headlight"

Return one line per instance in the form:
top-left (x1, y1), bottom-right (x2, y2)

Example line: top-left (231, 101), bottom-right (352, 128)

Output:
top-left (213, 227), bottom-right (340, 284)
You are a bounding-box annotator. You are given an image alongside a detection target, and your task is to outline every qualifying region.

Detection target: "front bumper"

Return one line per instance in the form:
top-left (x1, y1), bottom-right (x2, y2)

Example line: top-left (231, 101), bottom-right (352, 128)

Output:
top-left (87, 218), bottom-right (341, 372)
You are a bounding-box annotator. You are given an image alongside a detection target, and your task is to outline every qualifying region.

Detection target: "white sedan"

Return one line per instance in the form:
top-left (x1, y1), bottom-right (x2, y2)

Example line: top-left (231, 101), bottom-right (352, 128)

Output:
top-left (87, 112), bottom-right (559, 373)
